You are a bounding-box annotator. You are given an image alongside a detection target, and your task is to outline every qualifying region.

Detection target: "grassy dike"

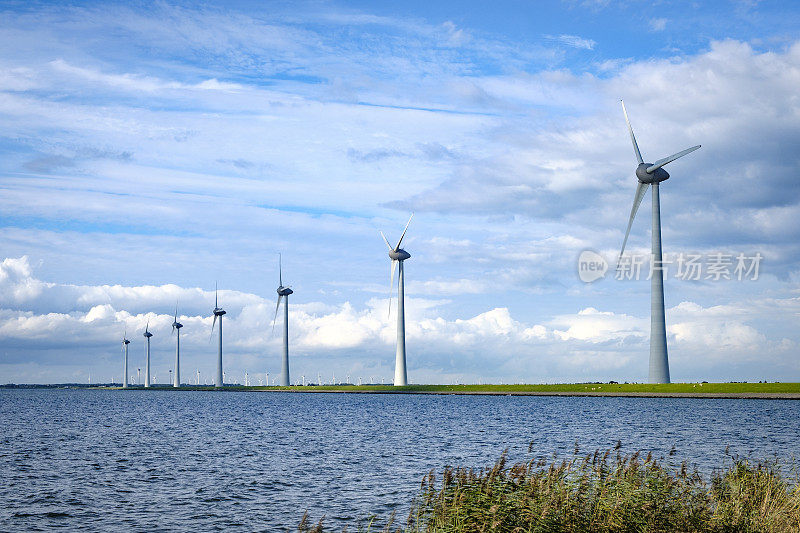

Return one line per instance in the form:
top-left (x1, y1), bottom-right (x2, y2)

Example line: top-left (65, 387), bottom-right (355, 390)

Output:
top-left (134, 382), bottom-right (800, 398)
top-left (299, 448), bottom-right (800, 532)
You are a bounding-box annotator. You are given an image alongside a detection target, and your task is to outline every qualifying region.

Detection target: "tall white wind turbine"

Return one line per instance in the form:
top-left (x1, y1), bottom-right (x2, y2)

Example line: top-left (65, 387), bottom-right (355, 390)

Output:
top-left (121, 331), bottom-right (130, 389)
top-left (172, 305), bottom-right (183, 388)
top-left (211, 285), bottom-right (226, 388)
top-left (618, 100), bottom-right (700, 384)
top-left (380, 213), bottom-right (413, 386)
top-left (143, 321), bottom-right (153, 388)
top-left (272, 255), bottom-right (293, 387)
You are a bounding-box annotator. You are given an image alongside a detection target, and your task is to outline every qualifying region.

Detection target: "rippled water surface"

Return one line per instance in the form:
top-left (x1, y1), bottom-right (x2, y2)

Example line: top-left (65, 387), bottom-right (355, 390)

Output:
top-left (1, 389), bottom-right (798, 531)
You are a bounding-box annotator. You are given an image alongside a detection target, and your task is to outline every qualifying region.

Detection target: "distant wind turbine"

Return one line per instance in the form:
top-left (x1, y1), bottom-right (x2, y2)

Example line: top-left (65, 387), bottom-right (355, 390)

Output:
top-left (172, 305), bottom-right (183, 388)
top-left (272, 254), bottom-right (293, 387)
top-left (121, 331), bottom-right (130, 389)
top-left (618, 100), bottom-right (701, 384)
top-left (211, 285), bottom-right (226, 388)
top-left (143, 321), bottom-right (153, 388)
top-left (380, 213), bottom-right (413, 386)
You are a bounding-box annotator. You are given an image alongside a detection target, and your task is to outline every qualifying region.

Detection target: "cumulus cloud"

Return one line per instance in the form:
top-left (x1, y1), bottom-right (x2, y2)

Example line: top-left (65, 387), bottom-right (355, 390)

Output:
top-left (0, 256), bottom-right (796, 384)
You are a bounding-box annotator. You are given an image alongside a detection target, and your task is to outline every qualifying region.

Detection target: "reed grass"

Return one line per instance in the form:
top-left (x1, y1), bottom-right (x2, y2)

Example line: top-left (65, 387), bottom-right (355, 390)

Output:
top-left (301, 446), bottom-right (800, 532)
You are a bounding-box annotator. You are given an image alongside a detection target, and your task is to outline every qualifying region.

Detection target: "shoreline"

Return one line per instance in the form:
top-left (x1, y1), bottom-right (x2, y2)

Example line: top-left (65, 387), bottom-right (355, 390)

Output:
top-left (264, 389), bottom-right (800, 399)
top-left (5, 383), bottom-right (800, 399)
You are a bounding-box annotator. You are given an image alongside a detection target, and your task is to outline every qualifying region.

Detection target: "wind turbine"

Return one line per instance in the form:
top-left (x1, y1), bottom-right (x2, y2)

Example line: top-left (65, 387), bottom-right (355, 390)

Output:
top-left (172, 305), bottom-right (183, 388)
top-left (121, 331), bottom-right (130, 389)
top-left (272, 255), bottom-right (293, 387)
top-left (618, 100), bottom-right (700, 384)
top-left (380, 213), bottom-right (413, 386)
top-left (143, 321), bottom-right (153, 388)
top-left (211, 285), bottom-right (226, 388)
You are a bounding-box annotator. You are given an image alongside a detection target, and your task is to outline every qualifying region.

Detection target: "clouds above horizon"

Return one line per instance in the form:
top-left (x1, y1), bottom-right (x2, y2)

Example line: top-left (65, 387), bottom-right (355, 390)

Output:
top-left (0, 1), bottom-right (798, 383)
top-left (1, 256), bottom-right (797, 384)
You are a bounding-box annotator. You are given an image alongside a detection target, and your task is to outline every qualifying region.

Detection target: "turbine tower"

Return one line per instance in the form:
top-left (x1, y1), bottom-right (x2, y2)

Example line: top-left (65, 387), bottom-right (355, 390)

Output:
top-left (618, 100), bottom-right (700, 384)
top-left (272, 254), bottom-right (293, 387)
top-left (211, 285), bottom-right (226, 388)
top-left (172, 306), bottom-right (183, 388)
top-left (143, 321), bottom-right (153, 388)
top-left (121, 331), bottom-right (130, 389)
top-left (380, 213), bottom-right (413, 386)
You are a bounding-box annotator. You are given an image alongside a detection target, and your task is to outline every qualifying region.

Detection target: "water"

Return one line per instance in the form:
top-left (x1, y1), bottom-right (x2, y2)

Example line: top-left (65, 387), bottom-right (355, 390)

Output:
top-left (1, 389), bottom-right (798, 531)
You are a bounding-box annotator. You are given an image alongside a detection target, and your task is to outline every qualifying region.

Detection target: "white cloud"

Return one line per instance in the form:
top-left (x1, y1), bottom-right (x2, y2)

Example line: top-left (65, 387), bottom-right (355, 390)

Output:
top-left (49, 59), bottom-right (243, 93)
top-left (550, 307), bottom-right (646, 343)
top-left (547, 34), bottom-right (597, 50)
top-left (1, 256), bottom-right (797, 383)
top-left (649, 18), bottom-right (668, 31)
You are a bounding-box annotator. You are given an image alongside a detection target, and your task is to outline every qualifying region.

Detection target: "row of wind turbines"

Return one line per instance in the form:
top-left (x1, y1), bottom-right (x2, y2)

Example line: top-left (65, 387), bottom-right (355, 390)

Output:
top-left (119, 101), bottom-right (700, 387)
top-left (119, 214), bottom-right (413, 389)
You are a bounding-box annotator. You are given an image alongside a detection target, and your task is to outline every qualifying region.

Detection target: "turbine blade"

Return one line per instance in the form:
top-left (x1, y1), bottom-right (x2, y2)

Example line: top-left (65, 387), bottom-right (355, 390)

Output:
top-left (210, 314), bottom-right (217, 342)
top-left (646, 145), bottom-right (701, 173)
top-left (388, 259), bottom-right (397, 318)
top-left (621, 100), bottom-right (644, 164)
top-left (272, 295), bottom-right (283, 334)
top-left (379, 231), bottom-right (392, 251)
top-left (619, 181), bottom-right (650, 258)
top-left (395, 213), bottom-right (414, 251)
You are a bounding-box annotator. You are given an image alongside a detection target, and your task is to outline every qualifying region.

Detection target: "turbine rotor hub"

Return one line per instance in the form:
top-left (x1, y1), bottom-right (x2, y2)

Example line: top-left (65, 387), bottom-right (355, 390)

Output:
top-left (636, 163), bottom-right (669, 184)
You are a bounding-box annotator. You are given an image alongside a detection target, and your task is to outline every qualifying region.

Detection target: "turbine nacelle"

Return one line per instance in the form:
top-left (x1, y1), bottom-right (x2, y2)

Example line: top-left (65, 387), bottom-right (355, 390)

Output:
top-left (636, 163), bottom-right (669, 184)
top-left (143, 331), bottom-right (153, 338)
top-left (389, 248), bottom-right (411, 261)
top-left (123, 339), bottom-right (130, 345)
top-left (213, 308), bottom-right (226, 316)
top-left (172, 321), bottom-right (183, 330)
top-left (277, 286), bottom-right (293, 296)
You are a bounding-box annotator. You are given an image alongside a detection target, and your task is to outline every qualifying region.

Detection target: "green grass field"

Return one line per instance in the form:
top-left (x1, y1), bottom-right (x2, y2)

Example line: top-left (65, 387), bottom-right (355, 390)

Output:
top-left (142, 382), bottom-right (800, 395)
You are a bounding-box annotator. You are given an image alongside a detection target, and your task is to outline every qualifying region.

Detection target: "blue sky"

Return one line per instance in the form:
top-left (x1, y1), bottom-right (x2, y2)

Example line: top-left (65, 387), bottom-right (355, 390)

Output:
top-left (0, 0), bottom-right (798, 384)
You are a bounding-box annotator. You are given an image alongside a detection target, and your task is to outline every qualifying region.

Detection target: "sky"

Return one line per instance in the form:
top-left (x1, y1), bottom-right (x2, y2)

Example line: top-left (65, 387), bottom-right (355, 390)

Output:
top-left (0, 0), bottom-right (798, 385)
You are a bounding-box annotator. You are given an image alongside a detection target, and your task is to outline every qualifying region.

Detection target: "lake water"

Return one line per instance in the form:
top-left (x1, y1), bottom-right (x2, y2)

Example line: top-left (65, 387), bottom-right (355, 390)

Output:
top-left (1, 389), bottom-right (798, 531)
